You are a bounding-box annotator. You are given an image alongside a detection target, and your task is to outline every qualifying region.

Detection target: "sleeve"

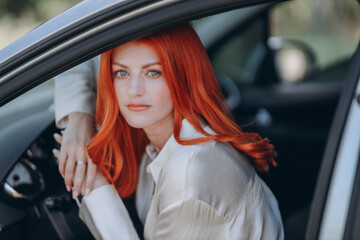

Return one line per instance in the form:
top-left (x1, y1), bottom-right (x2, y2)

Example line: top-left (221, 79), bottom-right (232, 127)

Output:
top-left (231, 179), bottom-right (284, 240)
top-left (152, 198), bottom-right (230, 240)
top-left (54, 56), bottom-right (100, 128)
top-left (79, 185), bottom-right (140, 240)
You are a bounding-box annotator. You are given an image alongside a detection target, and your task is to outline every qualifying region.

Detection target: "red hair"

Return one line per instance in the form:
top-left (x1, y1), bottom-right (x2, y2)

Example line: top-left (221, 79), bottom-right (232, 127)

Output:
top-left (88, 23), bottom-right (276, 198)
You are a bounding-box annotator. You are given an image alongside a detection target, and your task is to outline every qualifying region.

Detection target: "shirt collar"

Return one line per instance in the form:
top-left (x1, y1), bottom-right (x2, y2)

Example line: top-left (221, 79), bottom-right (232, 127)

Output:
top-left (145, 118), bottom-right (215, 185)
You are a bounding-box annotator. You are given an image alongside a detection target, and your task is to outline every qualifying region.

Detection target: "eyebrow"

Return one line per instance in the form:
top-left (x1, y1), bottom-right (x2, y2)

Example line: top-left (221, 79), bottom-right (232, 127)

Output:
top-left (112, 61), bottom-right (161, 69)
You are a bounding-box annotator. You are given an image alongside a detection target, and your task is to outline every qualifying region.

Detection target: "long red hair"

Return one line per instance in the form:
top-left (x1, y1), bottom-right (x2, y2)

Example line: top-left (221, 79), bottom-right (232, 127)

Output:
top-left (88, 23), bottom-right (277, 198)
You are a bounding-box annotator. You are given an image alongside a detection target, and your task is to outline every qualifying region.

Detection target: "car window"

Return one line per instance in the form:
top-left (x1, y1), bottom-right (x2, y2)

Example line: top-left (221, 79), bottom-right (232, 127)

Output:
top-left (210, 17), bottom-right (266, 84)
top-left (0, 79), bottom-right (54, 128)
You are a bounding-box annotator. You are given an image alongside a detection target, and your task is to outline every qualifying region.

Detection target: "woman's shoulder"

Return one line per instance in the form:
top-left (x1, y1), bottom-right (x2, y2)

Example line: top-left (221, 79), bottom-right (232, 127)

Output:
top-left (167, 140), bottom-right (255, 180)
top-left (158, 141), bottom-right (259, 216)
top-left (155, 140), bottom-right (283, 237)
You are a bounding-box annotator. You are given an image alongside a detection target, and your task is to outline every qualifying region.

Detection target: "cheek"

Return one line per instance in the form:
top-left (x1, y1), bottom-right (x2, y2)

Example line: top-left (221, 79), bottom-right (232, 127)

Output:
top-left (113, 81), bottom-right (126, 107)
top-left (151, 84), bottom-right (173, 111)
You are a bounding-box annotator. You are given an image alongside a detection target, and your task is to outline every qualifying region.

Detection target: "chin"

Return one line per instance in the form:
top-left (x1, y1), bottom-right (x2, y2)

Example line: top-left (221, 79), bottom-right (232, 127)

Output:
top-left (126, 122), bottom-right (146, 129)
top-left (123, 117), bottom-right (151, 129)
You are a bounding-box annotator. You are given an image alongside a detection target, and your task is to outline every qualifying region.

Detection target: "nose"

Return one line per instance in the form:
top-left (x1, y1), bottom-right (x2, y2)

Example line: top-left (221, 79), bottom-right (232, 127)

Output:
top-left (127, 74), bottom-right (144, 96)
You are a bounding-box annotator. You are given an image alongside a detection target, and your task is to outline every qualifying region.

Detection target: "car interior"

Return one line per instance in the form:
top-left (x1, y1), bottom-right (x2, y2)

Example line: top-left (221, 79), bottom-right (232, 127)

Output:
top-left (205, 7), bottom-right (348, 240)
top-left (0, 1), bottom-right (356, 240)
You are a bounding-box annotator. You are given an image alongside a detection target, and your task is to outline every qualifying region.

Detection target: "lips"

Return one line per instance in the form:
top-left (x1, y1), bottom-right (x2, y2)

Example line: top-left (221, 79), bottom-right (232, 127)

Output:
top-left (126, 103), bottom-right (151, 111)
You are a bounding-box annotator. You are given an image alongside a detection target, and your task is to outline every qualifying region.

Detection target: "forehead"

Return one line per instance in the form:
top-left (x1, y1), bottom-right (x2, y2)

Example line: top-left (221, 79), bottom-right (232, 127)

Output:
top-left (111, 41), bottom-right (159, 63)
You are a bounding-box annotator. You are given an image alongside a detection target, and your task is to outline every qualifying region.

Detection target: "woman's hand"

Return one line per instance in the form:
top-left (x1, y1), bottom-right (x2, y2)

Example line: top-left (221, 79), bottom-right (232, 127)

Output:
top-left (53, 112), bottom-right (97, 199)
top-left (53, 143), bottom-right (109, 197)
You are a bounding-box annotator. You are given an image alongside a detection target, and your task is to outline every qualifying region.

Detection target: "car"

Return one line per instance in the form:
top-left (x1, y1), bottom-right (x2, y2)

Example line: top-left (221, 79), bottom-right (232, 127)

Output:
top-left (0, 0), bottom-right (359, 239)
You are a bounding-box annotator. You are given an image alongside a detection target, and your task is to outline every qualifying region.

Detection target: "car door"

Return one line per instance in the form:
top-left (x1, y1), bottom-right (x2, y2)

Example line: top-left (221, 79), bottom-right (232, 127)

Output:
top-left (307, 42), bottom-right (360, 240)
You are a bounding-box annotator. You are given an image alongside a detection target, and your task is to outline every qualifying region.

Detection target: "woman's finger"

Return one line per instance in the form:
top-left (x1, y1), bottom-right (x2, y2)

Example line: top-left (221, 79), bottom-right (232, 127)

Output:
top-left (58, 144), bottom-right (68, 178)
top-left (53, 133), bottom-right (63, 145)
top-left (64, 152), bottom-right (76, 192)
top-left (52, 148), bottom-right (60, 159)
top-left (84, 158), bottom-right (97, 196)
top-left (72, 164), bottom-right (86, 199)
top-left (72, 150), bottom-right (87, 199)
top-left (53, 132), bottom-right (65, 177)
top-left (53, 148), bottom-right (64, 177)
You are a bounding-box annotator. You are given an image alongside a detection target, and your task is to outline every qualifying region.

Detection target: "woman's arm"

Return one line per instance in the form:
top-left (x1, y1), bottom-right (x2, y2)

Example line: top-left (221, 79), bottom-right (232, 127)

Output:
top-left (53, 56), bottom-right (100, 198)
top-left (79, 185), bottom-right (140, 240)
top-left (54, 56), bottom-right (99, 128)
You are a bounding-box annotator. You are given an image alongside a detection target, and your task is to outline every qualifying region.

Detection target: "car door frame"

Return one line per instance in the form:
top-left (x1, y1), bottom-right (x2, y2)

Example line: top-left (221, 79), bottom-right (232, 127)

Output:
top-left (307, 42), bottom-right (360, 240)
top-left (0, 0), bottom-right (283, 108)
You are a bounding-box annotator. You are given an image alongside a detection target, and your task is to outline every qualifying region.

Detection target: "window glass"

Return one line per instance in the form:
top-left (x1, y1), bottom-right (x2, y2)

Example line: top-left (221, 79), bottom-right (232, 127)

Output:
top-left (0, 80), bottom-right (54, 127)
top-left (209, 18), bottom-right (265, 84)
top-left (212, 20), bottom-right (265, 83)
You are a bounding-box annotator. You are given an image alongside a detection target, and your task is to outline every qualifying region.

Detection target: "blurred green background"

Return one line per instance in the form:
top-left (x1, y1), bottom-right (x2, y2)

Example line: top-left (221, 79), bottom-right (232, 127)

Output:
top-left (0, 0), bottom-right (81, 49)
top-left (272, 0), bottom-right (359, 70)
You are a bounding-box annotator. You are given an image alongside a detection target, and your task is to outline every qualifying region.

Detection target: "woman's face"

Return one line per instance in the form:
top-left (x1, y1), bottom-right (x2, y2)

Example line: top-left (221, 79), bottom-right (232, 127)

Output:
top-left (112, 41), bottom-right (174, 132)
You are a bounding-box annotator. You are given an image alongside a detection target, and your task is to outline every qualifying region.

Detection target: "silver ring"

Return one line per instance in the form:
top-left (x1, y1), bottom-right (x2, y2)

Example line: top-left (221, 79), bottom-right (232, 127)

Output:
top-left (77, 160), bottom-right (86, 166)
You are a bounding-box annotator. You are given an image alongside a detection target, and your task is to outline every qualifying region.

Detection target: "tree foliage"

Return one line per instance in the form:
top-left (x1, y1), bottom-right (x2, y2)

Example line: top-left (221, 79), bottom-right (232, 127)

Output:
top-left (0, 0), bottom-right (80, 20)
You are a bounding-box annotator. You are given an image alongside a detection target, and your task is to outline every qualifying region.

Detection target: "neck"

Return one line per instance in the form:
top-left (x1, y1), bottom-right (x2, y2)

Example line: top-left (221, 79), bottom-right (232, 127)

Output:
top-left (144, 115), bottom-right (174, 153)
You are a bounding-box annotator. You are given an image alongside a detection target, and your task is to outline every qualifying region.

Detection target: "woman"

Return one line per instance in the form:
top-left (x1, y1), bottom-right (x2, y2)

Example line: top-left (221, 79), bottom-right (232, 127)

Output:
top-left (55, 23), bottom-right (283, 239)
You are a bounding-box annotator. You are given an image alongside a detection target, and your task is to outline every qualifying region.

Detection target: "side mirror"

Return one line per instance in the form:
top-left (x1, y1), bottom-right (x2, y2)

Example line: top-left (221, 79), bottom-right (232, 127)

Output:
top-left (268, 37), bottom-right (318, 83)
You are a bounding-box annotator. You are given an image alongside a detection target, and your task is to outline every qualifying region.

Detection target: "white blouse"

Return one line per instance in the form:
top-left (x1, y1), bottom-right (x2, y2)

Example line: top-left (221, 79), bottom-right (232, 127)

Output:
top-left (79, 119), bottom-right (284, 240)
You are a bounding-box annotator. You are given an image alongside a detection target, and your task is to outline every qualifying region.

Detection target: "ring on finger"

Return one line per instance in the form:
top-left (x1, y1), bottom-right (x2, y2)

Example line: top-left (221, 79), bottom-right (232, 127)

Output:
top-left (77, 160), bottom-right (86, 166)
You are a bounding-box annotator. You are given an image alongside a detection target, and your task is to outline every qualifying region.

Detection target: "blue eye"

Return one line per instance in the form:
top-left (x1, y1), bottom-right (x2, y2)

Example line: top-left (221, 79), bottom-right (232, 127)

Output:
top-left (148, 70), bottom-right (160, 77)
top-left (116, 70), bottom-right (128, 78)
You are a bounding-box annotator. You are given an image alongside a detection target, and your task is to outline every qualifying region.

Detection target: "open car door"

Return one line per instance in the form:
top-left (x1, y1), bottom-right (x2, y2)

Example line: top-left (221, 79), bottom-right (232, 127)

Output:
top-left (307, 39), bottom-right (360, 240)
